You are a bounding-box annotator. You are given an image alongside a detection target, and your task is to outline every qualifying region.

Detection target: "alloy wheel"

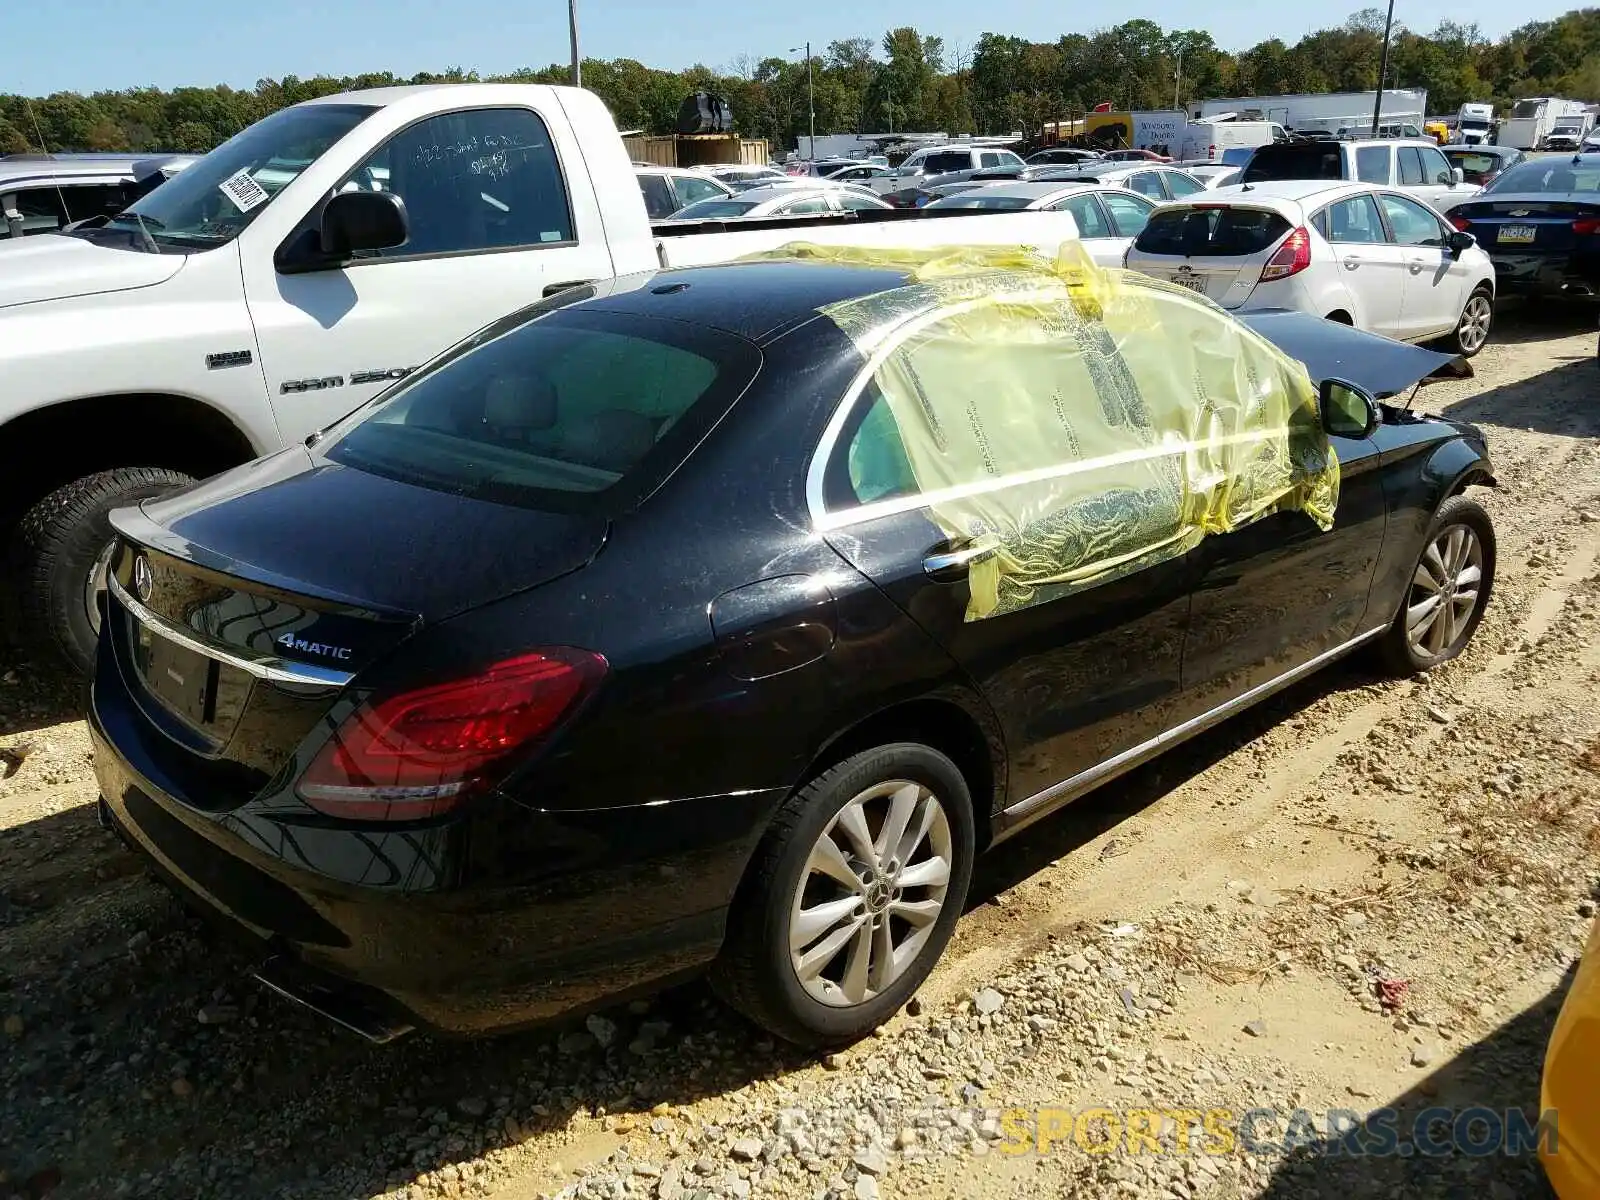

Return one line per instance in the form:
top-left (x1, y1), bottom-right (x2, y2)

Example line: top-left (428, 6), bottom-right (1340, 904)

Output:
top-left (788, 780), bottom-right (953, 1008)
top-left (1457, 293), bottom-right (1492, 354)
top-left (1406, 523), bottom-right (1485, 658)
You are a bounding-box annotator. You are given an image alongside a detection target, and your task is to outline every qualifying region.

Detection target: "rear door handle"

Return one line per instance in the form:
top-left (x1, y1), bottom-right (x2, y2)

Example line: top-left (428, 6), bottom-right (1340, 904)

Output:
top-left (923, 541), bottom-right (995, 580)
top-left (543, 280), bottom-right (593, 297)
top-left (1408, 258), bottom-right (1427, 274)
top-left (1342, 255), bottom-right (1362, 269)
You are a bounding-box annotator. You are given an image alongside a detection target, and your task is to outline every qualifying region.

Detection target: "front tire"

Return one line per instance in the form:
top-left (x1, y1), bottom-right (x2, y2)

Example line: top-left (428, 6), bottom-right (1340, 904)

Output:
top-left (8, 468), bottom-right (194, 675)
top-left (712, 743), bottom-right (976, 1047)
top-left (1378, 494), bottom-right (1495, 676)
top-left (1446, 286), bottom-right (1494, 357)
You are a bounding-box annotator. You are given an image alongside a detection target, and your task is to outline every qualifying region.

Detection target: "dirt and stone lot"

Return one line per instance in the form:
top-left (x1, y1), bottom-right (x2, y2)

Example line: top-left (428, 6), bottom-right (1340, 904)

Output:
top-left (3, 307), bottom-right (1599, 1200)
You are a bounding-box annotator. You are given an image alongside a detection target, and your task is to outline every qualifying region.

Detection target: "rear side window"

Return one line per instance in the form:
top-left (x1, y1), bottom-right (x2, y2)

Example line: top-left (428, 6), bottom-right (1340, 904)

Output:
top-left (1398, 147), bottom-right (1425, 187)
top-left (924, 151), bottom-right (974, 174)
top-left (1241, 144), bottom-right (1344, 183)
top-left (1101, 192), bottom-right (1154, 236)
top-left (1165, 172), bottom-right (1204, 197)
top-left (1134, 206), bottom-right (1292, 256)
top-left (1319, 194), bottom-right (1385, 243)
top-left (638, 174), bottom-right (676, 219)
top-left (673, 176), bottom-right (726, 207)
top-left (1356, 146), bottom-right (1392, 184)
top-left (325, 310), bottom-right (759, 512)
top-left (1050, 194), bottom-right (1110, 236)
top-left (1126, 172), bottom-right (1166, 200)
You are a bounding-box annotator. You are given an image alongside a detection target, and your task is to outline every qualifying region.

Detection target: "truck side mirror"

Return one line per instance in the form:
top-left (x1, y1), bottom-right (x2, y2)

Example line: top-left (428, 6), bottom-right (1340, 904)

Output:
top-left (1452, 166), bottom-right (1465, 185)
top-left (319, 191), bottom-right (409, 258)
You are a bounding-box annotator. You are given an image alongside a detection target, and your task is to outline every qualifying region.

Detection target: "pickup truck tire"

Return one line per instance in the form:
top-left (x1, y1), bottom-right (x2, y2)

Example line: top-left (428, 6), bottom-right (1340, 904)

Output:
top-left (10, 468), bottom-right (194, 675)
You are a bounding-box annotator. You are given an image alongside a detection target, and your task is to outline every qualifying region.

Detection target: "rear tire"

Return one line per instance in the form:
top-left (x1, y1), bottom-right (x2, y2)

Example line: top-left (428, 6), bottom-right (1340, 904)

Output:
top-left (1377, 494), bottom-right (1495, 676)
top-left (8, 468), bottom-right (193, 676)
top-left (711, 743), bottom-right (975, 1047)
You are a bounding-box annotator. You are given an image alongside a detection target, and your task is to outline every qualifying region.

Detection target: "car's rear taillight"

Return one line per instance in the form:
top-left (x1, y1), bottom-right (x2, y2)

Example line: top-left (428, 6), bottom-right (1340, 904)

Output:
top-left (298, 648), bottom-right (606, 820)
top-left (1260, 226), bottom-right (1312, 281)
top-left (1573, 217), bottom-right (1600, 235)
top-left (1450, 215), bottom-right (1473, 231)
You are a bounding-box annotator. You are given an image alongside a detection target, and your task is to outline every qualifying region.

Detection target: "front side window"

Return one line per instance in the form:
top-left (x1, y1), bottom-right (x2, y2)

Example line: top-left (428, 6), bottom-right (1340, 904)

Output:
top-left (837, 191), bottom-right (887, 212)
top-left (324, 309), bottom-right (757, 511)
top-left (673, 175), bottom-right (726, 207)
top-left (76, 103), bottom-right (375, 253)
top-left (781, 196), bottom-right (832, 214)
top-left (1379, 194), bottom-right (1445, 246)
top-left (980, 152), bottom-right (1002, 168)
top-left (342, 107), bottom-right (574, 258)
top-left (1321, 193), bottom-right (1385, 243)
top-left (1420, 145), bottom-right (1454, 185)
top-left (673, 197), bottom-right (759, 219)
top-left (1100, 192), bottom-right (1154, 236)
top-left (1356, 146), bottom-right (1392, 184)
top-left (1164, 171), bottom-right (1205, 198)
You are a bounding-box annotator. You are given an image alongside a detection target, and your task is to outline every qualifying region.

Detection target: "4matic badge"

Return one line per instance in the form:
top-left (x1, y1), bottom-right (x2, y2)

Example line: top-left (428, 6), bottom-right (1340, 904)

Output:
top-left (277, 632), bottom-right (353, 661)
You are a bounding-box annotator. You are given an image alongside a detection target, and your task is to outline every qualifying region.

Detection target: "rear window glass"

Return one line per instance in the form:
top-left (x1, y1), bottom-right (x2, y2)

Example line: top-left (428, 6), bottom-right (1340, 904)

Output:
top-left (1133, 206), bottom-right (1292, 256)
top-left (922, 151), bottom-right (973, 174)
top-left (1484, 160), bottom-right (1600, 194)
top-left (926, 194), bottom-right (1034, 211)
top-left (671, 198), bottom-right (760, 219)
top-left (1241, 144), bottom-right (1344, 183)
top-left (1445, 151), bottom-right (1507, 183)
top-left (325, 309), bottom-right (759, 513)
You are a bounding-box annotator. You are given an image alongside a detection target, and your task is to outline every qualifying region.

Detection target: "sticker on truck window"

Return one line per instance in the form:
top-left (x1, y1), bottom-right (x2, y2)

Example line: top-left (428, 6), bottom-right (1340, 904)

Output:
top-left (218, 169), bottom-right (270, 213)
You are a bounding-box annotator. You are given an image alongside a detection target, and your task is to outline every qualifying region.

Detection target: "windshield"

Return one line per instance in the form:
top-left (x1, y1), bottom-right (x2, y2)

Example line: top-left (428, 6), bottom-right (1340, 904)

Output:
top-left (324, 308), bottom-right (759, 512)
top-left (1484, 160), bottom-right (1600, 194)
top-left (671, 197), bottom-right (761, 219)
top-left (926, 194), bottom-right (1034, 211)
top-left (83, 103), bottom-right (375, 252)
top-left (1459, 119), bottom-right (1491, 130)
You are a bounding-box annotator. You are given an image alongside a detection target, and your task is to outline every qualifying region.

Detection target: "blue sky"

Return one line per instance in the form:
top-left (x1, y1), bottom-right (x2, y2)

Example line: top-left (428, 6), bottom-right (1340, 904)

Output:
top-left (5, 0), bottom-right (1575, 96)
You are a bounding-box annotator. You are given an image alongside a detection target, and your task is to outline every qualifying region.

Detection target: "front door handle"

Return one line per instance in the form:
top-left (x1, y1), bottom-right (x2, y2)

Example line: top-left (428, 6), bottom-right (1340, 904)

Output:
top-left (923, 541), bottom-right (995, 580)
top-left (1342, 255), bottom-right (1362, 269)
top-left (543, 280), bottom-right (593, 297)
top-left (1408, 259), bottom-right (1426, 274)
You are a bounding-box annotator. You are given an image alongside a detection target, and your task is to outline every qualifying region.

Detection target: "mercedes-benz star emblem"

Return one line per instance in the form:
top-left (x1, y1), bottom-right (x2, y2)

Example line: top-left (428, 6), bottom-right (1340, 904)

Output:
top-left (132, 555), bottom-right (154, 603)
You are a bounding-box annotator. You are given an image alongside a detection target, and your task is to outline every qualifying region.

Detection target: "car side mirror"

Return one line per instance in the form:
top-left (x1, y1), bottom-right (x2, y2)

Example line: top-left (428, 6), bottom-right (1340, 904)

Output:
top-left (1447, 230), bottom-right (1475, 256)
top-left (1451, 166), bottom-right (1465, 185)
top-left (319, 190), bottom-right (408, 259)
top-left (1320, 378), bottom-right (1380, 439)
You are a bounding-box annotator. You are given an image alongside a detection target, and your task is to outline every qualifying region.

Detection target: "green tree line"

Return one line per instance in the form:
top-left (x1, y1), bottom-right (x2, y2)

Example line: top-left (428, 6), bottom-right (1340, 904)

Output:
top-left (5, 8), bottom-right (1600, 156)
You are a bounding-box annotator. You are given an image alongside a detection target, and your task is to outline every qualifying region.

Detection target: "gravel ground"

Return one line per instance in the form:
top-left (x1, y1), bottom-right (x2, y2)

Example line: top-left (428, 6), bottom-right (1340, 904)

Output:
top-left (3, 306), bottom-right (1599, 1200)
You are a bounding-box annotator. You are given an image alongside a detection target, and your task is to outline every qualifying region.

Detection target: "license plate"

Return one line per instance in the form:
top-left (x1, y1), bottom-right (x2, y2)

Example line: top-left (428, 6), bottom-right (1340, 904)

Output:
top-left (135, 624), bottom-right (217, 727)
top-left (1498, 224), bottom-right (1536, 244)
top-left (1170, 272), bottom-right (1207, 293)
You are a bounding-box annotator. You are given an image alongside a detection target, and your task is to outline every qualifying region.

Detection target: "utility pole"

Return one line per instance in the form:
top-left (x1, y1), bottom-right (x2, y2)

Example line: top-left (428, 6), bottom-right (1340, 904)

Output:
top-left (569, 0), bottom-right (581, 87)
top-left (789, 42), bottom-right (815, 158)
top-left (1371, 0), bottom-right (1396, 136)
top-left (1174, 50), bottom-right (1183, 112)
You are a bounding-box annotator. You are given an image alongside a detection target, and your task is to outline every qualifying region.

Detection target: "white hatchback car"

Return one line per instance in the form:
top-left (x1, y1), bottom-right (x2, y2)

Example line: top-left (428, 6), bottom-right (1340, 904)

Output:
top-left (668, 183), bottom-right (893, 220)
top-left (924, 182), bottom-right (1157, 267)
top-left (1123, 180), bottom-right (1497, 356)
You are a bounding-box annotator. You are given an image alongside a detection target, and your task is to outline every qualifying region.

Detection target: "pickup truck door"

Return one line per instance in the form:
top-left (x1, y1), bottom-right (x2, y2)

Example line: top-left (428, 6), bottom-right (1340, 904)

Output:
top-left (241, 101), bottom-right (617, 443)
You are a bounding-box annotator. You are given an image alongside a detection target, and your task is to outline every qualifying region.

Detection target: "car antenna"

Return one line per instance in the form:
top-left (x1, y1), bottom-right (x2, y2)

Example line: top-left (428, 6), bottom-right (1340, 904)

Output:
top-left (23, 99), bottom-right (73, 229)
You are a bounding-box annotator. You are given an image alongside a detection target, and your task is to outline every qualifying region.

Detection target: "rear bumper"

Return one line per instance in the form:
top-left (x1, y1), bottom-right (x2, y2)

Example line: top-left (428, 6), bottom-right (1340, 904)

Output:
top-left (1489, 252), bottom-right (1600, 298)
top-left (90, 657), bottom-right (783, 1037)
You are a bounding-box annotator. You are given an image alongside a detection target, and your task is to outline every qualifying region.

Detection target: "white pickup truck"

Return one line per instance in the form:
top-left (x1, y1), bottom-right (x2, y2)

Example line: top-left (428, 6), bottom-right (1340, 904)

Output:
top-left (0, 83), bottom-right (1086, 673)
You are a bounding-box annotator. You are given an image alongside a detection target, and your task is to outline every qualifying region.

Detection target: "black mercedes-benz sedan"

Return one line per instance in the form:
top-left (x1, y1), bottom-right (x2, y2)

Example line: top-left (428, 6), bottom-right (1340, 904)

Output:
top-left (90, 257), bottom-right (1496, 1047)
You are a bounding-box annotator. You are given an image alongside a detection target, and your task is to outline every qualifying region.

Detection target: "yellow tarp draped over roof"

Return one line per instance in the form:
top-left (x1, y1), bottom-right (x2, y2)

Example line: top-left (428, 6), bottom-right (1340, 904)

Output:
top-left (746, 242), bottom-right (1340, 621)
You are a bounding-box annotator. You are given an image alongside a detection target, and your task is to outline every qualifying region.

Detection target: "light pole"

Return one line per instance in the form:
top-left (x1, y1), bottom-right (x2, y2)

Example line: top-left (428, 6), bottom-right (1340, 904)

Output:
top-left (1174, 49), bottom-right (1183, 112)
top-left (569, 0), bottom-right (581, 87)
top-left (789, 42), bottom-right (815, 159)
top-left (1371, 0), bottom-right (1396, 136)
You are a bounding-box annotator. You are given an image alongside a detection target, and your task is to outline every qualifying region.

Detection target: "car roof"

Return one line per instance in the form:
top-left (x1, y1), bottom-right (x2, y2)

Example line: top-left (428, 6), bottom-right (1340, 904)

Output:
top-left (0, 153), bottom-right (194, 183)
top-left (578, 260), bottom-right (914, 344)
top-left (636, 165), bottom-right (722, 179)
top-left (954, 181), bottom-right (1098, 201)
top-left (1199, 178), bottom-right (1373, 206)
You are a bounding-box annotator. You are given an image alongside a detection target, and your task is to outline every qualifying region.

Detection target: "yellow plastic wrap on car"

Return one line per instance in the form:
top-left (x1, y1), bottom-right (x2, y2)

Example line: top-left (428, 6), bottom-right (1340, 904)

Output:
top-left (747, 241), bottom-right (1340, 621)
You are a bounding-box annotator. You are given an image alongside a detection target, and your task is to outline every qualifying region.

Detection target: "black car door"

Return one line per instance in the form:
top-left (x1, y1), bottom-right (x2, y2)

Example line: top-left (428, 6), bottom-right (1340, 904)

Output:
top-left (815, 320), bottom-right (1198, 816)
top-left (1178, 429), bottom-right (1388, 717)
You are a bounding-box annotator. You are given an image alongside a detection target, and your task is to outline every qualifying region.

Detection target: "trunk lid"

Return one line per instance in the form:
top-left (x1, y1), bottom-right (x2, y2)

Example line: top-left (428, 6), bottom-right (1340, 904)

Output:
top-left (1451, 196), bottom-right (1600, 255)
top-left (105, 448), bottom-right (607, 807)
